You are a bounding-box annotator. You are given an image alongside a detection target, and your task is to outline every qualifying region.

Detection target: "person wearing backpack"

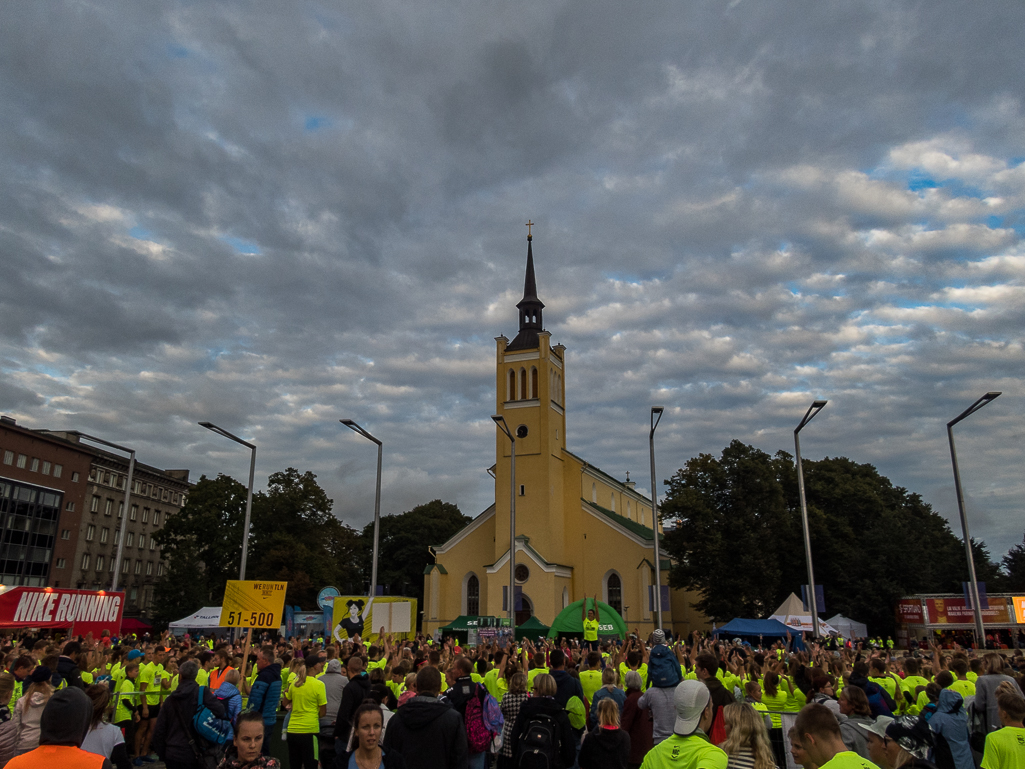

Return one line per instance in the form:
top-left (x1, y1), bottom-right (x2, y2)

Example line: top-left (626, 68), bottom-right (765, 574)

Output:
top-left (444, 657), bottom-right (494, 769)
top-left (151, 659), bottom-right (227, 769)
top-left (382, 665), bottom-right (467, 769)
top-left (509, 673), bottom-right (577, 769)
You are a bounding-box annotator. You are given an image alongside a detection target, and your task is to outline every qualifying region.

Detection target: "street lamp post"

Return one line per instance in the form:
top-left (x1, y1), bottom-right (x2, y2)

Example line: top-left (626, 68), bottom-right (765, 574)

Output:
top-left (341, 420), bottom-right (383, 599)
top-left (947, 392), bottom-right (1001, 647)
top-left (795, 400), bottom-right (827, 639)
top-left (74, 433), bottom-right (135, 593)
top-left (492, 415), bottom-right (516, 630)
top-left (199, 423), bottom-right (256, 580)
top-left (649, 407), bottom-right (664, 631)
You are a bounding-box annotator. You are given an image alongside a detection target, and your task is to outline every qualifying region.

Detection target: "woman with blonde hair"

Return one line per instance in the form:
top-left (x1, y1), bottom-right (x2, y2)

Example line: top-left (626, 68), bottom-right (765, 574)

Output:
top-left (722, 702), bottom-right (778, 769)
top-left (284, 659), bottom-right (327, 769)
top-left (580, 697), bottom-right (631, 769)
top-left (590, 666), bottom-right (626, 723)
top-left (11, 666), bottom-right (53, 755)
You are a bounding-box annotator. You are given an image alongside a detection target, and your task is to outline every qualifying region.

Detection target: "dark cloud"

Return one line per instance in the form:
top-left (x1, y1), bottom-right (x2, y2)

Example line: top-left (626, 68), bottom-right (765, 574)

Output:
top-left (1, 1), bottom-right (1023, 564)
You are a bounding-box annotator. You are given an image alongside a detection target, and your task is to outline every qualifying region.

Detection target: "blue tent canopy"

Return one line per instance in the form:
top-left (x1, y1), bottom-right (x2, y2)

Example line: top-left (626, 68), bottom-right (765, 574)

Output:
top-left (712, 618), bottom-right (794, 637)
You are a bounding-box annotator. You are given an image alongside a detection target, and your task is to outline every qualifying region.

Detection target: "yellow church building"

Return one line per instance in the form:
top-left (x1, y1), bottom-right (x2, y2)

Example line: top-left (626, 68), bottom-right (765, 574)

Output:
top-left (422, 233), bottom-right (708, 638)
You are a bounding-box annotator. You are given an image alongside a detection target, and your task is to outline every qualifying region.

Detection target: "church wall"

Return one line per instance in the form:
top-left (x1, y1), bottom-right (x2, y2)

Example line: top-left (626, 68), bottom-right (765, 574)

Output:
top-left (422, 508), bottom-right (496, 631)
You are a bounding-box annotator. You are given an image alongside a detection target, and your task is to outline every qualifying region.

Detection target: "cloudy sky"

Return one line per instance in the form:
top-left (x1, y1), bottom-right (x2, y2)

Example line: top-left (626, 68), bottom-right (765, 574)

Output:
top-left (2, 1), bottom-right (1023, 563)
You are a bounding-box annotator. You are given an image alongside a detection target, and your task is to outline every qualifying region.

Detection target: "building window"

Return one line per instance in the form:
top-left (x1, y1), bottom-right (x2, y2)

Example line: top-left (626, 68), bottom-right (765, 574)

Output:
top-left (65, 501), bottom-right (75, 512)
top-left (126, 532), bottom-right (134, 548)
top-left (29, 458), bottom-right (39, 473)
top-left (146, 561), bottom-right (153, 576)
top-left (16, 455), bottom-right (27, 469)
top-left (157, 562), bottom-right (165, 577)
top-left (104, 499), bottom-right (112, 516)
top-left (91, 496), bottom-right (100, 513)
top-left (85, 524), bottom-right (95, 541)
top-left (530, 366), bottom-right (538, 398)
top-left (466, 575), bottom-right (480, 616)
top-left (81, 554), bottom-right (90, 570)
top-left (117, 502), bottom-right (123, 519)
top-left (55, 558), bottom-right (66, 569)
top-left (61, 529), bottom-right (71, 540)
top-left (515, 564), bottom-right (529, 583)
top-left (109, 558), bottom-right (115, 573)
top-left (2, 451), bottom-right (12, 465)
top-left (153, 511), bottom-right (161, 525)
top-left (41, 461), bottom-right (51, 475)
top-left (130, 587), bottom-right (138, 601)
top-left (519, 368), bottom-right (527, 399)
top-left (149, 538), bottom-right (156, 551)
top-left (130, 505), bottom-right (137, 521)
top-left (606, 572), bottom-right (623, 615)
top-left (53, 464), bottom-right (62, 478)
top-left (122, 560), bottom-right (130, 574)
top-left (100, 527), bottom-right (109, 544)
top-left (142, 508), bottom-right (149, 523)
top-left (519, 484), bottom-right (525, 496)
top-left (95, 556), bottom-right (104, 572)
top-left (113, 530), bottom-right (120, 545)
top-left (138, 534), bottom-right (146, 549)
top-left (134, 560), bottom-right (142, 574)
top-left (69, 470), bottom-right (76, 482)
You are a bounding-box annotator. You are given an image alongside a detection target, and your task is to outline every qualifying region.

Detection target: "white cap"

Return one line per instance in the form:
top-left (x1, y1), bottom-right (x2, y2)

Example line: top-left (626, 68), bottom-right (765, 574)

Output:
top-left (674, 679), bottom-right (711, 735)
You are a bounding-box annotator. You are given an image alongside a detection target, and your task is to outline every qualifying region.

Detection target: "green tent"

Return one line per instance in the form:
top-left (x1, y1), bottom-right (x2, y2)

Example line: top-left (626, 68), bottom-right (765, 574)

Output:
top-left (547, 599), bottom-right (627, 640)
top-left (437, 615), bottom-right (478, 641)
top-left (514, 616), bottom-right (550, 641)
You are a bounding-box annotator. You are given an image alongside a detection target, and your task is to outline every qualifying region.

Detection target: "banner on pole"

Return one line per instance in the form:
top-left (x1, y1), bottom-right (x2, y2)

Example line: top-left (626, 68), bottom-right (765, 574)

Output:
top-left (220, 581), bottom-right (287, 628)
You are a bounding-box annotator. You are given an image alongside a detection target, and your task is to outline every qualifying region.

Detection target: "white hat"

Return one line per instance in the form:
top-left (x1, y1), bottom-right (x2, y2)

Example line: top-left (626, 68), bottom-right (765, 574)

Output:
top-left (856, 715), bottom-right (894, 740)
top-left (674, 679), bottom-right (711, 735)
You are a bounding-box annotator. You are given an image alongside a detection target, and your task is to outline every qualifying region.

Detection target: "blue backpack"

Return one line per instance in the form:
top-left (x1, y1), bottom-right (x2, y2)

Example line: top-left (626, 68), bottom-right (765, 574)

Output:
top-left (193, 686), bottom-right (233, 745)
top-left (647, 645), bottom-right (683, 689)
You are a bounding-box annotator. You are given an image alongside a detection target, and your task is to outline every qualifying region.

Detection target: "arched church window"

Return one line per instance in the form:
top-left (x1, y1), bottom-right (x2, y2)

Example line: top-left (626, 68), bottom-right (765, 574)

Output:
top-left (508, 369), bottom-right (516, 401)
top-left (531, 367), bottom-right (538, 399)
top-left (519, 368), bottom-right (527, 400)
top-left (466, 574), bottom-right (480, 616)
top-left (606, 572), bottom-right (623, 615)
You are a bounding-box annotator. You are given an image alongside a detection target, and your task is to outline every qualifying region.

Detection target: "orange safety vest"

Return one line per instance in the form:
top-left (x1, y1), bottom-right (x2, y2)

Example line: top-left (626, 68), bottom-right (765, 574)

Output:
top-left (7, 745), bottom-right (106, 769)
top-left (209, 665), bottom-right (233, 690)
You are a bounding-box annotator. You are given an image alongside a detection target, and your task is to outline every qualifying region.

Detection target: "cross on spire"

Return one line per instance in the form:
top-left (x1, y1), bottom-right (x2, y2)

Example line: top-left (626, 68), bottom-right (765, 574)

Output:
top-left (526, 220), bottom-right (534, 239)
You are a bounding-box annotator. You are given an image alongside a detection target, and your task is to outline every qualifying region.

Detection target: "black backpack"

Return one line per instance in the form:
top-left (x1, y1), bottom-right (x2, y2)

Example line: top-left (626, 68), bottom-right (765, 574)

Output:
top-left (517, 712), bottom-right (559, 769)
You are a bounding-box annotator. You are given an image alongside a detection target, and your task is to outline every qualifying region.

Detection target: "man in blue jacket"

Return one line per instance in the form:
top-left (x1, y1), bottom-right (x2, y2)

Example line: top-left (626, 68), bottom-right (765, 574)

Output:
top-left (246, 646), bottom-right (282, 756)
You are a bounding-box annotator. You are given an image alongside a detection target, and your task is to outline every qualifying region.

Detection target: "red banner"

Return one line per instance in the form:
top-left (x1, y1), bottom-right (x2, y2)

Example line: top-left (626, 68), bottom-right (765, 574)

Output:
top-left (0, 587), bottom-right (124, 636)
top-left (925, 597), bottom-right (1011, 625)
top-left (896, 599), bottom-right (924, 625)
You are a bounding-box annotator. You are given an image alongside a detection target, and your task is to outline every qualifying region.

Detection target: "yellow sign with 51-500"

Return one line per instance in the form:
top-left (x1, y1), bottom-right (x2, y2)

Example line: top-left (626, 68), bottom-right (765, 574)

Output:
top-left (220, 580), bottom-right (287, 628)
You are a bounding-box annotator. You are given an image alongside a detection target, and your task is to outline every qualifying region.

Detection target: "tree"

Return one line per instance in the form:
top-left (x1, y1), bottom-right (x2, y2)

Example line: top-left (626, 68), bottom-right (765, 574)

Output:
top-left (1003, 534), bottom-right (1025, 593)
top-left (152, 473), bottom-right (251, 625)
top-left (660, 442), bottom-right (1004, 634)
top-left (357, 500), bottom-right (471, 612)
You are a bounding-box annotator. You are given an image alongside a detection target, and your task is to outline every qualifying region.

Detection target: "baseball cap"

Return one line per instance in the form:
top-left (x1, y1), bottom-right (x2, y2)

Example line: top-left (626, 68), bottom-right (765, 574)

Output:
top-left (856, 715), bottom-right (894, 739)
top-left (673, 679), bottom-right (710, 735)
top-left (126, 649), bottom-right (145, 661)
top-left (652, 629), bottom-right (666, 645)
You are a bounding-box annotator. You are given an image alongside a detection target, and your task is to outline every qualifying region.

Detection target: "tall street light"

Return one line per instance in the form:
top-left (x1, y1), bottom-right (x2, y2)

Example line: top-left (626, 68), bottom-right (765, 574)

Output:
top-left (341, 420), bottom-right (383, 600)
top-left (492, 415), bottom-right (516, 630)
top-left (795, 400), bottom-right (827, 639)
top-left (74, 433), bottom-right (135, 593)
top-left (947, 391), bottom-right (1001, 646)
top-left (199, 422), bottom-right (256, 580)
top-left (649, 407), bottom-right (664, 631)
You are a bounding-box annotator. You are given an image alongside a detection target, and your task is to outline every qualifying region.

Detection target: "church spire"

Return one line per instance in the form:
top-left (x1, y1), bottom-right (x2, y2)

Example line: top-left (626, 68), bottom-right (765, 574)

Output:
top-left (506, 224), bottom-right (545, 351)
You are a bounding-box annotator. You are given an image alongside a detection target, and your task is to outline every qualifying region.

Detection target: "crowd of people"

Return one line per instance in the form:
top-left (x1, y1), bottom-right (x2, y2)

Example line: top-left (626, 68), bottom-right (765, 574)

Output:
top-left (0, 627), bottom-right (1023, 769)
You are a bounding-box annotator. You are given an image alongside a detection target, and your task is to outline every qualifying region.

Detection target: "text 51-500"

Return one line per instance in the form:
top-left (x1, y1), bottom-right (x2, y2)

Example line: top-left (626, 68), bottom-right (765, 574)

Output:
top-left (226, 611), bottom-right (275, 626)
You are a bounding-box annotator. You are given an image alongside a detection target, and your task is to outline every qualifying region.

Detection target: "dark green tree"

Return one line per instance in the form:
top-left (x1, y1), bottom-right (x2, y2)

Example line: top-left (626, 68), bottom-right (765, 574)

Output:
top-left (357, 499), bottom-right (471, 613)
top-left (152, 473), bottom-right (251, 625)
top-left (1003, 534), bottom-right (1025, 593)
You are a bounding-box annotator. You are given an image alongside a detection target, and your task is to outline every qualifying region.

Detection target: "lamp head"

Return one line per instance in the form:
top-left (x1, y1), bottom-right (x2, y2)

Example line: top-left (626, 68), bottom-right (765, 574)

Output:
top-left (651, 406), bottom-right (664, 415)
top-left (812, 400), bottom-right (828, 409)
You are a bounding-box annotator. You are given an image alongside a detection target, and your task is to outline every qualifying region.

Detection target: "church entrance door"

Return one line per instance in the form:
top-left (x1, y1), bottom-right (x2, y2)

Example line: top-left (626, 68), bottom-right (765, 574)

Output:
top-left (516, 593), bottom-right (533, 626)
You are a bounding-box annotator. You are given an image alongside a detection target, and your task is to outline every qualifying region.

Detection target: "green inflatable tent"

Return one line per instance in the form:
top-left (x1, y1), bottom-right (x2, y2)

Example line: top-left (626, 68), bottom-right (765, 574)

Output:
top-left (547, 599), bottom-right (627, 641)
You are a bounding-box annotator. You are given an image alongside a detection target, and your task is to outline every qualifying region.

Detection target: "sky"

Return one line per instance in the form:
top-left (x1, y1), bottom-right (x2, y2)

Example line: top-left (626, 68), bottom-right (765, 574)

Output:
top-left (1, 1), bottom-right (1023, 564)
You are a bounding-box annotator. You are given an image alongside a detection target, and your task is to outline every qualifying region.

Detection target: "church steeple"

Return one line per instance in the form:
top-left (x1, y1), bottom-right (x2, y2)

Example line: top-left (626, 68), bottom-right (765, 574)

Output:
top-left (507, 226), bottom-right (545, 352)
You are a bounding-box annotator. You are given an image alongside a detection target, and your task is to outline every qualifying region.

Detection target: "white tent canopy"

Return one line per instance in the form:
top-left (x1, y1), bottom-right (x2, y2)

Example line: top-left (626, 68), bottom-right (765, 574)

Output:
top-left (769, 593), bottom-right (837, 635)
top-left (826, 613), bottom-right (868, 639)
top-left (168, 607), bottom-right (223, 629)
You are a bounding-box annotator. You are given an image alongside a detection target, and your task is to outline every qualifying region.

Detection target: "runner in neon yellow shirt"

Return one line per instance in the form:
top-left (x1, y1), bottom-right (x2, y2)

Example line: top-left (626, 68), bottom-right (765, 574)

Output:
top-left (639, 680), bottom-right (727, 769)
top-left (582, 594), bottom-right (600, 652)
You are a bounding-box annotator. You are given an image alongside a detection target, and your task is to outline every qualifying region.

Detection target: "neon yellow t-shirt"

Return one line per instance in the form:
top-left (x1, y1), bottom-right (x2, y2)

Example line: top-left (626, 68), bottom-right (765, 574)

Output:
top-left (139, 662), bottom-right (163, 706)
top-left (528, 667), bottom-right (550, 691)
top-left (583, 619), bottom-right (599, 642)
top-left (968, 672), bottom-right (979, 684)
top-left (483, 669), bottom-right (502, 700)
top-left (902, 676), bottom-right (930, 714)
top-left (114, 677), bottom-right (139, 723)
top-left (981, 726), bottom-right (1025, 769)
top-left (368, 659), bottom-right (387, 673)
top-left (639, 732), bottom-right (728, 769)
top-left (196, 668), bottom-right (210, 687)
top-left (580, 670), bottom-right (604, 704)
top-left (869, 676), bottom-right (897, 701)
top-left (819, 751), bottom-right (882, 769)
top-left (286, 678), bottom-right (328, 734)
top-left (950, 679), bottom-right (976, 698)
top-left (762, 689), bottom-right (788, 728)
top-left (620, 663), bottom-right (649, 690)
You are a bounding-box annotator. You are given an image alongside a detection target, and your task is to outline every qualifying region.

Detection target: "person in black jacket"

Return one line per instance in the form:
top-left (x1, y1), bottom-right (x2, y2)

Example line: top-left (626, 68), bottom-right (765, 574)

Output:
top-left (383, 666), bottom-right (468, 769)
top-left (510, 674), bottom-right (577, 769)
top-left (580, 699), bottom-right (630, 769)
top-left (333, 656), bottom-right (372, 753)
top-left (56, 641), bottom-right (85, 690)
top-left (151, 659), bottom-right (227, 769)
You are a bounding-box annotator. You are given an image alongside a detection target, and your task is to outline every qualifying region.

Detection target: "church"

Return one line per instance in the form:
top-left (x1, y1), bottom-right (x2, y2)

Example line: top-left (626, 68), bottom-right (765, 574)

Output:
top-left (421, 231), bottom-right (709, 638)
